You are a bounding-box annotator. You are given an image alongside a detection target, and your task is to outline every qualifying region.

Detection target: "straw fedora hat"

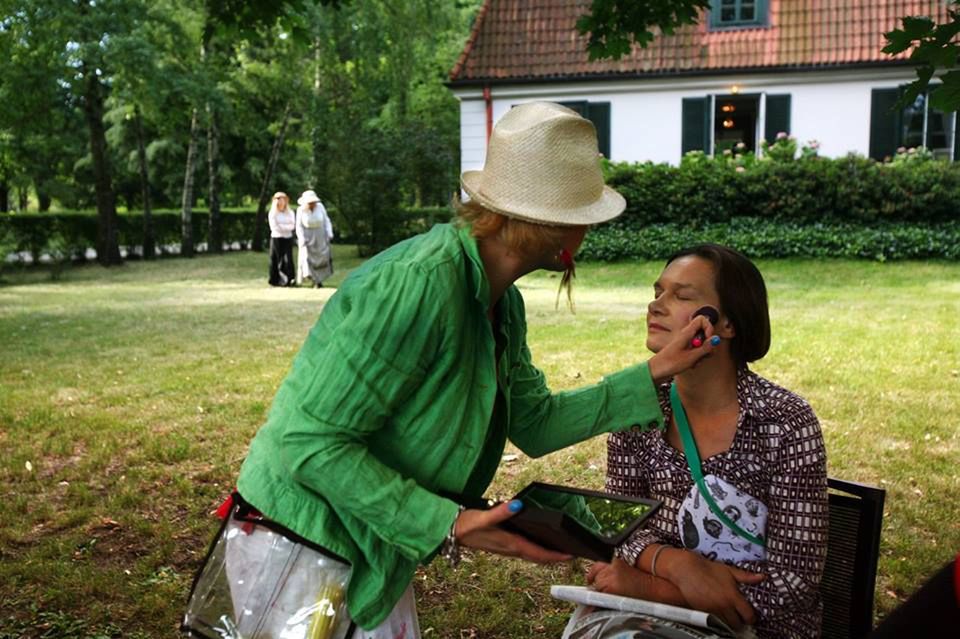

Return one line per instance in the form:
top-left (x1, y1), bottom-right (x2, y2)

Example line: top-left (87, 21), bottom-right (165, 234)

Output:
top-left (460, 102), bottom-right (625, 226)
top-left (297, 190), bottom-right (321, 206)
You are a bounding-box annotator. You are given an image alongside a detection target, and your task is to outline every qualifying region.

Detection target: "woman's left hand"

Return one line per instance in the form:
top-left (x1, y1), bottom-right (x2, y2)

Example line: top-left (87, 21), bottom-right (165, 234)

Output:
top-left (586, 558), bottom-right (648, 598)
top-left (586, 557), bottom-right (687, 605)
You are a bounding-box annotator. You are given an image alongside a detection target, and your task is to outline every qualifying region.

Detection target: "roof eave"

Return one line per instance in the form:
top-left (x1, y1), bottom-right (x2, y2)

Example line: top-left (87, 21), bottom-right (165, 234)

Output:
top-left (446, 60), bottom-right (920, 89)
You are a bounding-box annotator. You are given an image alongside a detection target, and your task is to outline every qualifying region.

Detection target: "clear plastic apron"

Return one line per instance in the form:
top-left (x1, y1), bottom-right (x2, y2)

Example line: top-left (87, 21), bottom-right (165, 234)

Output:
top-left (182, 497), bottom-right (420, 639)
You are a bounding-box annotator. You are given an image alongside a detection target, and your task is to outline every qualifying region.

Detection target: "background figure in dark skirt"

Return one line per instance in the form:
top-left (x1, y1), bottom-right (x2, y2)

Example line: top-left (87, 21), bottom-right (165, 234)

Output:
top-left (267, 191), bottom-right (296, 286)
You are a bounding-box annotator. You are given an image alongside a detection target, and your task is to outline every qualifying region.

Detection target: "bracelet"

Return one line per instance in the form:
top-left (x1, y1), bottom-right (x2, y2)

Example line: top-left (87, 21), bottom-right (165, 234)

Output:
top-left (441, 505), bottom-right (467, 568)
top-left (650, 544), bottom-right (669, 578)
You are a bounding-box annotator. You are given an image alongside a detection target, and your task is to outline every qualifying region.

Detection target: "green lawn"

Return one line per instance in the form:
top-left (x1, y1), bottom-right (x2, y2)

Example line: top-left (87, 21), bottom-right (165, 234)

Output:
top-left (1, 248), bottom-right (958, 638)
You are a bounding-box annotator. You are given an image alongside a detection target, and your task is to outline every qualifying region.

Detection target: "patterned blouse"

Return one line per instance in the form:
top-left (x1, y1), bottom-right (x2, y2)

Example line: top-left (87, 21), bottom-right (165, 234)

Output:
top-left (608, 369), bottom-right (829, 639)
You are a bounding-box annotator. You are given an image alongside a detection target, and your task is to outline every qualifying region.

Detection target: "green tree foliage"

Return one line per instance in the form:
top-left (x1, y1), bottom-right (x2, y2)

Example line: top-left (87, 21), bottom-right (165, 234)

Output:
top-left (883, 4), bottom-right (960, 112)
top-left (290, 0), bottom-right (476, 253)
top-left (0, 3), bottom-right (89, 212)
top-left (0, 0), bottom-right (475, 260)
top-left (0, 0), bottom-right (193, 264)
top-left (576, 0), bottom-right (710, 60)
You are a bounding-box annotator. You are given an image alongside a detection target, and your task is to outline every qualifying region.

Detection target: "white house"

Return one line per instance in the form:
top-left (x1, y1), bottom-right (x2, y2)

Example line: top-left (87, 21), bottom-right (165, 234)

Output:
top-left (448, 0), bottom-right (956, 172)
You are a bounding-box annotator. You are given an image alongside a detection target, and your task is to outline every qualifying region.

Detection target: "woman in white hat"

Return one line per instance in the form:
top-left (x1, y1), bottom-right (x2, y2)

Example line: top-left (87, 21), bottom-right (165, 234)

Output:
top-left (267, 191), bottom-right (296, 286)
top-left (187, 102), bottom-right (722, 639)
top-left (295, 189), bottom-right (334, 287)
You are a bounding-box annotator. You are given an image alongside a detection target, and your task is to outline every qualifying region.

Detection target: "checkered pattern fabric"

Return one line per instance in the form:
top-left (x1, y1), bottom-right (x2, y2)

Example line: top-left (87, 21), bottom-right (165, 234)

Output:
top-left (608, 369), bottom-right (828, 639)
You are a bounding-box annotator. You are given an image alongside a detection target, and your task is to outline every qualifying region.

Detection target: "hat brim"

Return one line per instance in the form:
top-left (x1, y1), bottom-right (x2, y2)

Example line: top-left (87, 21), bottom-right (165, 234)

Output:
top-left (461, 170), bottom-right (625, 227)
top-left (297, 197), bottom-right (321, 206)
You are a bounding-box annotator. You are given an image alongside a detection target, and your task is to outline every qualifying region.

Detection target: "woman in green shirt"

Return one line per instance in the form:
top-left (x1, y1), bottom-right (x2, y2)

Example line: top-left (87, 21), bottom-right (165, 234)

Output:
top-left (189, 102), bottom-right (720, 639)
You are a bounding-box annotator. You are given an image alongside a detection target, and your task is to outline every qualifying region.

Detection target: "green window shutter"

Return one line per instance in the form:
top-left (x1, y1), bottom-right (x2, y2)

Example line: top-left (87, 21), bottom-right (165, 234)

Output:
top-left (558, 101), bottom-right (588, 117)
top-left (682, 97), bottom-right (710, 156)
top-left (587, 102), bottom-right (611, 159)
top-left (869, 88), bottom-right (902, 161)
top-left (764, 94), bottom-right (791, 142)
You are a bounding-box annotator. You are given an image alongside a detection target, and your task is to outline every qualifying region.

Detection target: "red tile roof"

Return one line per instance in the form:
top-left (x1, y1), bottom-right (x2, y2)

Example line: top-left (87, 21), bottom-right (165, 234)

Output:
top-left (450, 0), bottom-right (951, 84)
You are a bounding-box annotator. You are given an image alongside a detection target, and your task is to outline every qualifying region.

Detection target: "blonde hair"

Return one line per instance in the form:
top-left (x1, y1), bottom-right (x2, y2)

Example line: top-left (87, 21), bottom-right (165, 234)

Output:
top-left (454, 198), bottom-right (569, 257)
top-left (269, 191), bottom-right (289, 215)
top-left (454, 197), bottom-right (578, 310)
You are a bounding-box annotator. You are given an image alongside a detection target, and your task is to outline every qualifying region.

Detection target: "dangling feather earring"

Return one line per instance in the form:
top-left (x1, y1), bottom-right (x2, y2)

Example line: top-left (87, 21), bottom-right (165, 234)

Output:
top-left (555, 248), bottom-right (576, 312)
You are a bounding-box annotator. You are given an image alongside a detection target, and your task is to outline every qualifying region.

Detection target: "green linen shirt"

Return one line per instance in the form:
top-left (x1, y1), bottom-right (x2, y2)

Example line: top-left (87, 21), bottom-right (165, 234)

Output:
top-left (236, 223), bottom-right (665, 629)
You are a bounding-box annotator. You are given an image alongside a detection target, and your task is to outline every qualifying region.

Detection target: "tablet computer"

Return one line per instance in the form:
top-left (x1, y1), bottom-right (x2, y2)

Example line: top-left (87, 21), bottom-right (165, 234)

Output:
top-left (499, 482), bottom-right (661, 562)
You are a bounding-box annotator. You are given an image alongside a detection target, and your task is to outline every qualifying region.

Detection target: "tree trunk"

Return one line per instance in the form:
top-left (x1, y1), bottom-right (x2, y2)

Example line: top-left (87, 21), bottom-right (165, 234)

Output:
top-left (80, 59), bottom-right (122, 266)
top-left (134, 105), bottom-right (155, 259)
top-left (198, 16), bottom-right (222, 254)
top-left (181, 108), bottom-right (200, 258)
top-left (0, 182), bottom-right (7, 212)
top-left (35, 163), bottom-right (56, 211)
top-left (37, 190), bottom-right (52, 212)
top-left (253, 103), bottom-right (292, 252)
top-left (309, 36), bottom-right (322, 181)
top-left (206, 104), bottom-right (222, 253)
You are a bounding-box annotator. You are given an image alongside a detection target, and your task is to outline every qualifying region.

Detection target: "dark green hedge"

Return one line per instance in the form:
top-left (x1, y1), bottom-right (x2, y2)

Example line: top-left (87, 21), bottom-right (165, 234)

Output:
top-left (0, 209), bottom-right (260, 260)
top-left (579, 218), bottom-right (960, 262)
top-left (4, 162), bottom-right (958, 264)
top-left (605, 152), bottom-right (960, 227)
top-left (582, 147), bottom-right (960, 261)
top-left (345, 206), bottom-right (454, 256)
top-left (0, 207), bottom-right (456, 262)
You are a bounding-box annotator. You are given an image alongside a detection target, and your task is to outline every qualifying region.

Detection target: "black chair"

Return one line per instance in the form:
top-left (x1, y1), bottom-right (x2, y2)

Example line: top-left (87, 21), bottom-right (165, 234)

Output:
top-left (821, 478), bottom-right (886, 639)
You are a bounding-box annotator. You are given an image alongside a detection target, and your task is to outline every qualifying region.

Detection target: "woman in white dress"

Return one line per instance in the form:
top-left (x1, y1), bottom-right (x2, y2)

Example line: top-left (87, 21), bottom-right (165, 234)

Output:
top-left (295, 189), bottom-right (334, 287)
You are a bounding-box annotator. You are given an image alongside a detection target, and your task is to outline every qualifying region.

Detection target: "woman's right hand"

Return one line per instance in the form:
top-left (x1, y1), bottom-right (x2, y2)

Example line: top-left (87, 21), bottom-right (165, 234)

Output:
top-left (658, 547), bottom-right (764, 631)
top-left (647, 315), bottom-right (720, 385)
top-left (455, 500), bottom-right (573, 564)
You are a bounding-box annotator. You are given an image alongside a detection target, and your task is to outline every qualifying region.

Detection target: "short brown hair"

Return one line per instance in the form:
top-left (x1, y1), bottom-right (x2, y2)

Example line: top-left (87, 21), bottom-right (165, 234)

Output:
top-left (454, 198), bottom-right (569, 257)
top-left (666, 244), bottom-right (770, 366)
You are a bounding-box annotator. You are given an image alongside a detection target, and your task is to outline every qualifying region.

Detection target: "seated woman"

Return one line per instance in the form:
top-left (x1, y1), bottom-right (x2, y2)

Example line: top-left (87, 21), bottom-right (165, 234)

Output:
top-left (584, 244), bottom-right (828, 639)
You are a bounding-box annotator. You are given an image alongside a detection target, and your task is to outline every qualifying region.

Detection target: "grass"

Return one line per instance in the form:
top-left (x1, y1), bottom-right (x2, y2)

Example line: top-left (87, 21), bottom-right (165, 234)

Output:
top-left (1, 248), bottom-right (958, 638)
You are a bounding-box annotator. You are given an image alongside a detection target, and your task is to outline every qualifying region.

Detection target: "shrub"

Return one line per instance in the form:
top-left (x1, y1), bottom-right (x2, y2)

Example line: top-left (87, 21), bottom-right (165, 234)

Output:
top-left (325, 125), bottom-right (449, 256)
top-left (578, 218), bottom-right (960, 262)
top-left (0, 206), bottom-right (455, 263)
top-left (604, 144), bottom-right (960, 228)
top-left (0, 210), bottom-right (259, 262)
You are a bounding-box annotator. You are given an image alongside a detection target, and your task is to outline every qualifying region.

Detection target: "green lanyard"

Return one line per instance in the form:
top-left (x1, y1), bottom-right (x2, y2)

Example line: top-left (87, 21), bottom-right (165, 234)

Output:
top-left (670, 383), bottom-right (765, 548)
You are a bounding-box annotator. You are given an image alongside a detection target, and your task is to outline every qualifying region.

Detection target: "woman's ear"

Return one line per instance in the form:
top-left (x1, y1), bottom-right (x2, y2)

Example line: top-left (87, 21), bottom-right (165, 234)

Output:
top-left (719, 316), bottom-right (736, 339)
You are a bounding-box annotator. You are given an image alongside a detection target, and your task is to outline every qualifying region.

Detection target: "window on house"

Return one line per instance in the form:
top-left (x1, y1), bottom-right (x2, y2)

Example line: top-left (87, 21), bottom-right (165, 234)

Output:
top-left (870, 87), bottom-right (957, 161)
top-left (714, 95), bottom-right (760, 153)
top-left (681, 93), bottom-right (790, 158)
top-left (709, 0), bottom-right (768, 28)
top-left (902, 93), bottom-right (956, 159)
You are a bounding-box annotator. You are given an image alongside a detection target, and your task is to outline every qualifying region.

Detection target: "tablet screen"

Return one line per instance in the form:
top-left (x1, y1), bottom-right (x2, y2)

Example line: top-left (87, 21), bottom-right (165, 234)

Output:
top-left (518, 484), bottom-right (657, 541)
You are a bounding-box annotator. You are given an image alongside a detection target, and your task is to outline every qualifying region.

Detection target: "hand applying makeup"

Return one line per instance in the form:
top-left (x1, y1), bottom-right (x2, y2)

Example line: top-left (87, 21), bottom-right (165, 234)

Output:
top-left (648, 314), bottom-right (722, 385)
top-left (690, 306), bottom-right (720, 348)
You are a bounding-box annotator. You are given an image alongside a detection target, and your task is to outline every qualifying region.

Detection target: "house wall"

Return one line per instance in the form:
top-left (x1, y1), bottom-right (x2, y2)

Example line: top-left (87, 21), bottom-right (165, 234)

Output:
top-left (452, 68), bottom-right (916, 173)
top-left (460, 98), bottom-right (488, 178)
